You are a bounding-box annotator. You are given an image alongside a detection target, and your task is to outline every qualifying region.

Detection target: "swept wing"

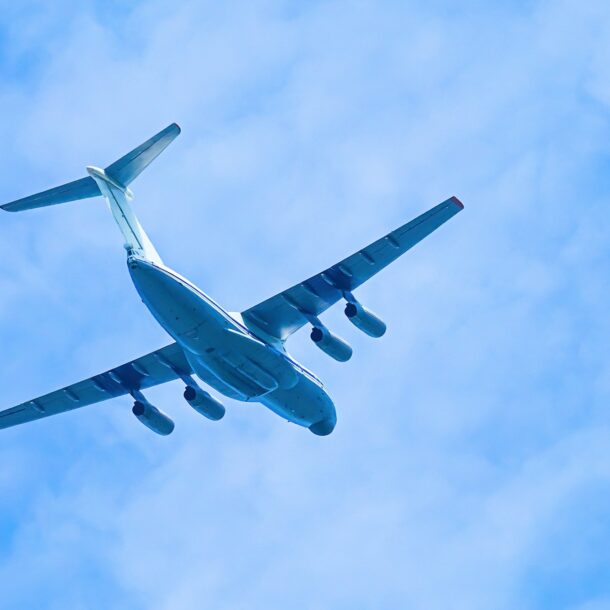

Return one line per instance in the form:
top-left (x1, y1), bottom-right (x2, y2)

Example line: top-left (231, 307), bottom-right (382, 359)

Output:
top-left (0, 342), bottom-right (190, 430)
top-left (242, 197), bottom-right (463, 340)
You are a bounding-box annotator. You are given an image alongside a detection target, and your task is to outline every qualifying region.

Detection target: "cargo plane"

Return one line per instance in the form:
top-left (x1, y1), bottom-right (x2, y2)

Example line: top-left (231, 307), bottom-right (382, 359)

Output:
top-left (0, 124), bottom-right (463, 436)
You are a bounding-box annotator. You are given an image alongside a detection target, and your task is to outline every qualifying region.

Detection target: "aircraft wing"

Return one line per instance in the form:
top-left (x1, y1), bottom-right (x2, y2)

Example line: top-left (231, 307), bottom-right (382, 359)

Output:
top-left (242, 197), bottom-right (463, 340)
top-left (0, 342), bottom-right (191, 430)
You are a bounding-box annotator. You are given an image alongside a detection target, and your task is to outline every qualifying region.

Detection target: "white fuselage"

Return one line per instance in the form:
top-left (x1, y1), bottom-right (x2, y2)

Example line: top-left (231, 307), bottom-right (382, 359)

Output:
top-left (86, 165), bottom-right (336, 435)
top-left (127, 256), bottom-right (337, 435)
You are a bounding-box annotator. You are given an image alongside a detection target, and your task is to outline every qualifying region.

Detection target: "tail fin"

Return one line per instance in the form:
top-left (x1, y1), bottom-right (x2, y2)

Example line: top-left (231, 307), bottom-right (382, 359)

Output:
top-left (1, 123), bottom-right (180, 212)
top-left (1, 123), bottom-right (181, 264)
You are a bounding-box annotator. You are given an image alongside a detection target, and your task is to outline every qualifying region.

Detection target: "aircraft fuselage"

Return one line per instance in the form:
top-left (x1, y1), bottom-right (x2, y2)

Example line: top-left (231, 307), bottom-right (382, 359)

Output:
top-left (127, 256), bottom-right (337, 435)
top-left (0, 123), bottom-right (464, 439)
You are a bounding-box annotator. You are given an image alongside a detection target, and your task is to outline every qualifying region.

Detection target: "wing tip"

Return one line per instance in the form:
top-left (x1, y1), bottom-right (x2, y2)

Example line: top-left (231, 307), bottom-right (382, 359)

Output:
top-left (450, 195), bottom-right (464, 210)
top-left (0, 196), bottom-right (33, 212)
top-left (1, 199), bottom-right (35, 212)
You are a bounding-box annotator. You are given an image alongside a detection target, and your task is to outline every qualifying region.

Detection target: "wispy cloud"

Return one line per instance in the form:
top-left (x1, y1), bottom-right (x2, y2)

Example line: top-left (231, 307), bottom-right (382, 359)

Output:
top-left (2, 1), bottom-right (610, 608)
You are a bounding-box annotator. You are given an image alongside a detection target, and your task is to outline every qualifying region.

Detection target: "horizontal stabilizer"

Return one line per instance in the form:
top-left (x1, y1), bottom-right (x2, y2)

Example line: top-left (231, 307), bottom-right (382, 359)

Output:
top-left (1, 123), bottom-right (181, 212)
top-left (105, 123), bottom-right (181, 187)
top-left (1, 176), bottom-right (101, 212)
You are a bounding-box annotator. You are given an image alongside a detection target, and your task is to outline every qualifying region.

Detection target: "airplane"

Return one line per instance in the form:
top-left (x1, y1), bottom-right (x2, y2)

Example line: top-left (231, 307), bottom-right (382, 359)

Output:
top-left (0, 124), bottom-right (463, 437)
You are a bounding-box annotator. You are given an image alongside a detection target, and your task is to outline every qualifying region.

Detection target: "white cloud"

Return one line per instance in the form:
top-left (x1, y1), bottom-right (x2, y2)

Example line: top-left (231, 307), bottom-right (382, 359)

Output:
top-left (2, 1), bottom-right (610, 608)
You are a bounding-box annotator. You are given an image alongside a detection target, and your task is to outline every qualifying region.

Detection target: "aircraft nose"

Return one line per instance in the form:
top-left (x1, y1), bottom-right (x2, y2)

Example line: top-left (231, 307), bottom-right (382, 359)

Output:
top-left (309, 415), bottom-right (336, 436)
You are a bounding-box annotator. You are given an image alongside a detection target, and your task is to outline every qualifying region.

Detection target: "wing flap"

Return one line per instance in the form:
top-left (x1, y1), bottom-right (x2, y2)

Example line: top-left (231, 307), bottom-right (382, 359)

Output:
top-left (242, 197), bottom-right (463, 339)
top-left (0, 342), bottom-right (191, 430)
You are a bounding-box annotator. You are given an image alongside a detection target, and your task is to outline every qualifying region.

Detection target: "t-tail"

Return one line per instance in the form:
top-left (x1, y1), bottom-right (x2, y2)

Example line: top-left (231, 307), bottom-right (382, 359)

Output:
top-left (1, 123), bottom-right (181, 265)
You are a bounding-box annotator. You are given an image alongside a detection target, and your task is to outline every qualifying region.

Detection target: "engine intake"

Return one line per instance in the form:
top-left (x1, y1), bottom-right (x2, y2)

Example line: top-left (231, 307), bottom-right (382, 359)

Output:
top-left (344, 302), bottom-right (386, 338)
top-left (132, 399), bottom-right (175, 435)
top-left (310, 326), bottom-right (353, 362)
top-left (184, 384), bottom-right (225, 421)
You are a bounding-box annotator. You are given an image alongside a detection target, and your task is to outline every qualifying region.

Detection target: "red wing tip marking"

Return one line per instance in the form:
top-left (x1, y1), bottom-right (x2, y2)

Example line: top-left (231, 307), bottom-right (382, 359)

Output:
top-left (450, 196), bottom-right (464, 210)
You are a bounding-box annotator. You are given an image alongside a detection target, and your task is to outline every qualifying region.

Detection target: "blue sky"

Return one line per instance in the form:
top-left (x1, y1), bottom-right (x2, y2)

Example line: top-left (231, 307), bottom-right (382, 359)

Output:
top-left (1, 0), bottom-right (610, 608)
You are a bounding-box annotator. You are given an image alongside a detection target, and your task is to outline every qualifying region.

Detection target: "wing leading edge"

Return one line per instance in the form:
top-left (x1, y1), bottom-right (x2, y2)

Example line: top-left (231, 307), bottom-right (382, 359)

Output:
top-left (242, 197), bottom-right (463, 340)
top-left (0, 342), bottom-right (191, 430)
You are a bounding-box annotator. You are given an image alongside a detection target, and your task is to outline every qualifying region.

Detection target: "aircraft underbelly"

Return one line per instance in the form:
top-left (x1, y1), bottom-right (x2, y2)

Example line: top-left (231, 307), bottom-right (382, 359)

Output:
top-left (128, 257), bottom-right (298, 399)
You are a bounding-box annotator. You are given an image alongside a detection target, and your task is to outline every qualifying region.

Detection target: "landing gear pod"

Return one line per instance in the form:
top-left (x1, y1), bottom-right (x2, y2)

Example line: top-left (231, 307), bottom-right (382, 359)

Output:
top-left (184, 384), bottom-right (225, 421)
top-left (310, 326), bottom-right (353, 362)
top-left (344, 302), bottom-right (386, 338)
top-left (132, 400), bottom-right (175, 435)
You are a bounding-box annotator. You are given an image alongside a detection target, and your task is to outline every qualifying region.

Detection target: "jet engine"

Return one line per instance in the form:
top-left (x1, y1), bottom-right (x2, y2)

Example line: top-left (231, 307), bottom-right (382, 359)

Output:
top-left (132, 399), bottom-right (175, 435)
top-left (310, 326), bottom-right (353, 362)
top-left (184, 383), bottom-right (225, 421)
top-left (344, 302), bottom-right (386, 338)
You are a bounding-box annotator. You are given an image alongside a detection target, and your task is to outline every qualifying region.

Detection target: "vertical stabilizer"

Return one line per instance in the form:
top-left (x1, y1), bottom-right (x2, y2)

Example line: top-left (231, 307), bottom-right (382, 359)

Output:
top-left (86, 166), bottom-right (162, 264)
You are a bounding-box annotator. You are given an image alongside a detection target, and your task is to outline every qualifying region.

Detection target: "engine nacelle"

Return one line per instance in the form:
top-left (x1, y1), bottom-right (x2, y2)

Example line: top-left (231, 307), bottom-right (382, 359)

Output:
top-left (184, 384), bottom-right (225, 421)
top-left (132, 399), bottom-right (175, 436)
top-left (310, 326), bottom-right (353, 362)
top-left (344, 302), bottom-right (387, 338)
